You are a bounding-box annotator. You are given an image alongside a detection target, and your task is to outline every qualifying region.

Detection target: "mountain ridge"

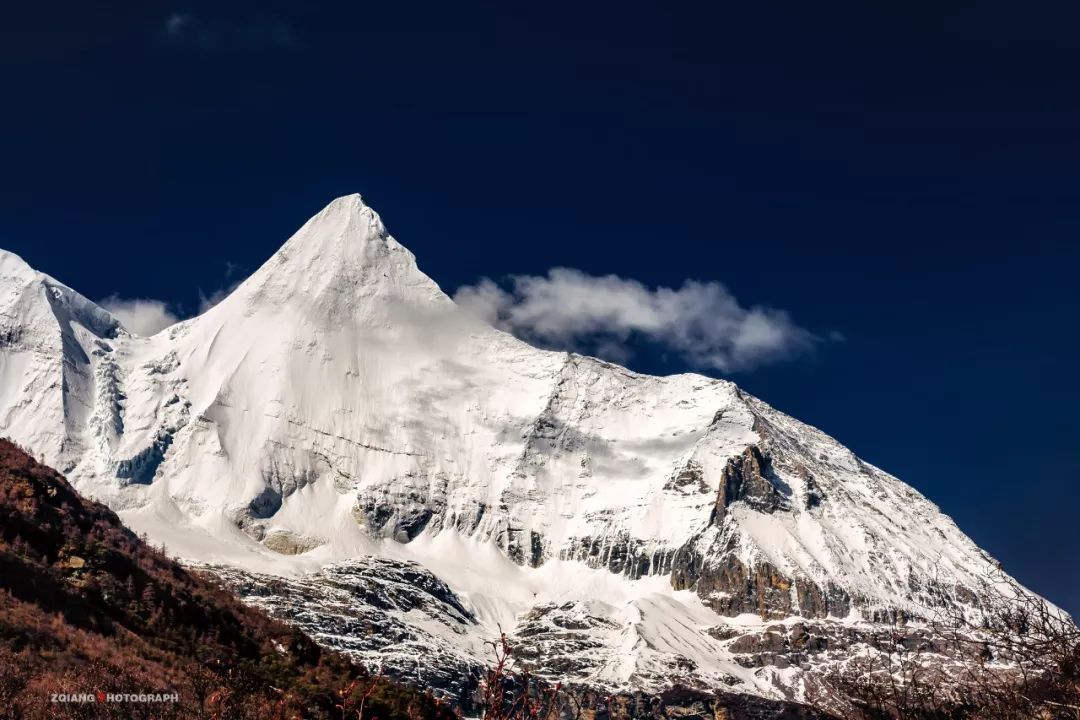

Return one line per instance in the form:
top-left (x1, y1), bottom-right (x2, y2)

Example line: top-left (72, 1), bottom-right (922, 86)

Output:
top-left (0, 194), bottom-right (1047, 707)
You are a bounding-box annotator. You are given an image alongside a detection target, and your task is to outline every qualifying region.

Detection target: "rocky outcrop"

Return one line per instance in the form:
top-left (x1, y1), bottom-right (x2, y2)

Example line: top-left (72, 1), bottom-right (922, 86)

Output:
top-left (719, 620), bottom-right (964, 673)
top-left (352, 473), bottom-right (441, 542)
top-left (664, 460), bottom-right (711, 494)
top-left (666, 442), bottom-right (847, 620)
top-left (205, 558), bottom-right (481, 704)
top-left (512, 602), bottom-right (621, 676)
top-left (559, 532), bottom-right (680, 579)
top-left (506, 526), bottom-right (546, 567)
top-left (262, 529), bottom-right (324, 555)
top-left (711, 446), bottom-right (789, 526)
top-left (725, 623), bottom-right (842, 669)
top-left (672, 548), bottom-right (852, 620)
top-left (112, 425), bottom-right (177, 485)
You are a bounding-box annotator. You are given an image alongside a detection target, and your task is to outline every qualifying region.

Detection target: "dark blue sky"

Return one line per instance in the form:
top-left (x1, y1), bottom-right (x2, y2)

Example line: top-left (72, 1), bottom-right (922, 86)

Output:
top-left (2, 2), bottom-right (1078, 611)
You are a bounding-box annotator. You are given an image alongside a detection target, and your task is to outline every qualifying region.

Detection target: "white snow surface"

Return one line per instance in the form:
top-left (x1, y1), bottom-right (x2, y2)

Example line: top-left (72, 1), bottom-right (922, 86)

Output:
top-left (0, 195), bottom-right (1038, 699)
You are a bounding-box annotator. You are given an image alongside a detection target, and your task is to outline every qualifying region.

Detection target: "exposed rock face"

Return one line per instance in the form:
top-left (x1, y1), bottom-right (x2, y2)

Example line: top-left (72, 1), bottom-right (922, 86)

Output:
top-left (263, 529), bottom-right (324, 555)
top-left (710, 447), bottom-right (789, 525)
top-left (203, 559), bottom-right (481, 703)
top-left (664, 460), bottom-right (711, 495)
top-left (672, 550), bottom-right (853, 620)
top-left (353, 476), bottom-right (438, 542)
top-left (726, 623), bottom-right (845, 670)
top-left (717, 619), bottom-right (969, 681)
top-left (513, 603), bottom-right (621, 676)
top-left (558, 532), bottom-right (680, 579)
top-left (205, 559), bottom-right (838, 719)
top-left (668, 437), bottom-right (852, 620)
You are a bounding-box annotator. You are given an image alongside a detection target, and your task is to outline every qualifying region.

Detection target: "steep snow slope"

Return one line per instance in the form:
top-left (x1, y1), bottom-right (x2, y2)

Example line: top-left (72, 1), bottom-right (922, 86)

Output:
top-left (0, 195), bottom-right (1036, 703)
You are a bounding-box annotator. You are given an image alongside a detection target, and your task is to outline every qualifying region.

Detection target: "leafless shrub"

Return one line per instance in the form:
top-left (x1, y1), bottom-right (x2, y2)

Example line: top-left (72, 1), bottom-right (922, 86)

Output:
top-left (479, 632), bottom-right (574, 720)
top-left (829, 567), bottom-right (1080, 719)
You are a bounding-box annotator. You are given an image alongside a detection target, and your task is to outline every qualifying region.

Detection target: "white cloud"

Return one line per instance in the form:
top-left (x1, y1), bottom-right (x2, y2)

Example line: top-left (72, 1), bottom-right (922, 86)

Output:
top-left (453, 269), bottom-right (818, 373)
top-left (99, 296), bottom-right (180, 337)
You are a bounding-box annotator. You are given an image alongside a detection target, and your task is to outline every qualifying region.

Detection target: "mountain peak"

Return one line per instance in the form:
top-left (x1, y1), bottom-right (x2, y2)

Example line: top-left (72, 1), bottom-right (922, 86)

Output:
top-left (293, 192), bottom-right (387, 251)
top-left (310, 192), bottom-right (384, 234)
top-left (213, 194), bottom-right (451, 321)
top-left (323, 191), bottom-right (370, 211)
top-left (0, 247), bottom-right (120, 343)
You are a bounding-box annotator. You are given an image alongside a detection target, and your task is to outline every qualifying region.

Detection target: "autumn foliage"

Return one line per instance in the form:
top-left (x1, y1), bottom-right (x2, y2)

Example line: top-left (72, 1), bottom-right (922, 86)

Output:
top-left (477, 634), bottom-right (564, 720)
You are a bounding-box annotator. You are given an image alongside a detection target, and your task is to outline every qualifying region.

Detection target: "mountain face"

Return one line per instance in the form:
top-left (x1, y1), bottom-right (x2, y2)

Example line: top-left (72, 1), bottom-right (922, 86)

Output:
top-left (0, 195), bottom-right (1036, 708)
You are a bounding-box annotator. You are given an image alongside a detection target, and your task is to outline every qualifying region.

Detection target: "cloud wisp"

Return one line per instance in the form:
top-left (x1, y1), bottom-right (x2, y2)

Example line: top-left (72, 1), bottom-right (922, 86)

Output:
top-left (453, 268), bottom-right (818, 373)
top-left (162, 12), bottom-right (300, 52)
top-left (99, 296), bottom-right (180, 337)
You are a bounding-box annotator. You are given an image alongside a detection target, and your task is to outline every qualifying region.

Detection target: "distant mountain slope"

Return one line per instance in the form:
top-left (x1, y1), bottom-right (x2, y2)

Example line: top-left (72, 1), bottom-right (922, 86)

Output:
top-left (0, 438), bottom-right (455, 720)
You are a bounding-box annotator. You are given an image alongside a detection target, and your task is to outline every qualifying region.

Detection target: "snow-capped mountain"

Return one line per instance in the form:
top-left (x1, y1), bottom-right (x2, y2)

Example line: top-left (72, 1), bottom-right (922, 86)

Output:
top-left (0, 195), bottom-right (1036, 706)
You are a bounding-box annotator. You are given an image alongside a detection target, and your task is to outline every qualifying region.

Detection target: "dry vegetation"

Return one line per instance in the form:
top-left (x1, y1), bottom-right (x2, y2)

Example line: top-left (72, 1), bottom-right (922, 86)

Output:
top-left (829, 572), bottom-right (1080, 720)
top-left (477, 633), bottom-right (567, 720)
